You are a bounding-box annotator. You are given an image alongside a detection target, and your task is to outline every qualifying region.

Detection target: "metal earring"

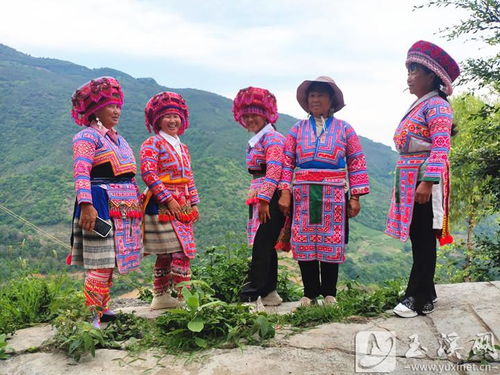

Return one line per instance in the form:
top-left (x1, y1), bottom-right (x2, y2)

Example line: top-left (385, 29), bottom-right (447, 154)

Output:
top-left (96, 117), bottom-right (104, 129)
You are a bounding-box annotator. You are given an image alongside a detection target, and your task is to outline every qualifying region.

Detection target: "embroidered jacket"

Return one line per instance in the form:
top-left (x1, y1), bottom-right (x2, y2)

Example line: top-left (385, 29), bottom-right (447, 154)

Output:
top-left (393, 96), bottom-right (452, 182)
top-left (279, 117), bottom-right (370, 196)
top-left (385, 95), bottom-right (453, 243)
top-left (247, 129), bottom-right (285, 202)
top-left (73, 127), bottom-right (136, 204)
top-left (140, 134), bottom-right (199, 205)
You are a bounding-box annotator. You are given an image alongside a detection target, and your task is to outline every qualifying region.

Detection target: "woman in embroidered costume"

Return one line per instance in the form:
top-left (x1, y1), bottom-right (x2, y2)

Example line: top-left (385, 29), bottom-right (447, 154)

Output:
top-left (387, 41), bottom-right (460, 318)
top-left (140, 91), bottom-right (199, 310)
top-left (232, 87), bottom-right (286, 306)
top-left (69, 77), bottom-right (143, 328)
top-left (278, 76), bottom-right (370, 307)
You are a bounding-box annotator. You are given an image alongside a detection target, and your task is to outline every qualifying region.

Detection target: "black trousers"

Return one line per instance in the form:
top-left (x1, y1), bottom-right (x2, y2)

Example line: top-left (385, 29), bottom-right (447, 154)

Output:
top-left (298, 261), bottom-right (339, 299)
top-left (240, 192), bottom-right (285, 302)
top-left (404, 199), bottom-right (437, 311)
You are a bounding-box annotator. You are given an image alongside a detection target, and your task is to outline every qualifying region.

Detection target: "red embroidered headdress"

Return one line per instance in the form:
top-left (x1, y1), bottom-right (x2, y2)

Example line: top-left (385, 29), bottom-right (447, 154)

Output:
top-left (144, 91), bottom-right (189, 135)
top-left (71, 76), bottom-right (123, 126)
top-left (232, 87), bottom-right (279, 128)
top-left (406, 40), bottom-right (460, 95)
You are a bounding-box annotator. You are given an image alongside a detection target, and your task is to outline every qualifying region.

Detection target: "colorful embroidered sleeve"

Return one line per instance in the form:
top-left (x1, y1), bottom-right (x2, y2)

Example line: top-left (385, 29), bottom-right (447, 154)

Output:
top-left (422, 98), bottom-right (453, 182)
top-left (278, 123), bottom-right (299, 190)
top-left (140, 137), bottom-right (172, 203)
top-left (184, 145), bottom-right (200, 205)
top-left (344, 122), bottom-right (370, 196)
top-left (257, 132), bottom-right (285, 202)
top-left (73, 130), bottom-right (99, 205)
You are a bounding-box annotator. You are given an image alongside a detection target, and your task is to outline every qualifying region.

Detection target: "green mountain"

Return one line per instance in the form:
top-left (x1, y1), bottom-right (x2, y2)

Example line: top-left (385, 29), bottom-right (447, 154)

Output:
top-left (0, 44), bottom-right (406, 282)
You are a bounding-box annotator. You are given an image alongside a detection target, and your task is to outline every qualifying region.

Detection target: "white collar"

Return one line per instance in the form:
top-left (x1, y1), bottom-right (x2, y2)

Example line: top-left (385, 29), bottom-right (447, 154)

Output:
top-left (248, 124), bottom-right (274, 148)
top-left (159, 131), bottom-right (182, 157)
top-left (403, 90), bottom-right (439, 118)
top-left (159, 131), bottom-right (181, 146)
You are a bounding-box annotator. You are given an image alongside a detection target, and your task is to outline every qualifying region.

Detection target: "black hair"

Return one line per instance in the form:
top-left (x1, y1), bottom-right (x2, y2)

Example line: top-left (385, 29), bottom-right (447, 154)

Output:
top-left (307, 82), bottom-right (334, 98)
top-left (408, 62), bottom-right (457, 136)
top-left (88, 114), bottom-right (97, 123)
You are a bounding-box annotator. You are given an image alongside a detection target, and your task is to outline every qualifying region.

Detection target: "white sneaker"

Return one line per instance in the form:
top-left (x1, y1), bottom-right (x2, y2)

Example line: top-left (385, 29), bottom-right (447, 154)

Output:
top-left (261, 290), bottom-right (283, 306)
top-left (324, 295), bottom-right (337, 305)
top-left (150, 292), bottom-right (180, 310)
top-left (393, 302), bottom-right (418, 318)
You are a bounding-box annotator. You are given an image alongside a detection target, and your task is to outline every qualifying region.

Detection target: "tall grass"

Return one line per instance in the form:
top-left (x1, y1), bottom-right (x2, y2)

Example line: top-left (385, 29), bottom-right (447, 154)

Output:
top-left (0, 273), bottom-right (86, 335)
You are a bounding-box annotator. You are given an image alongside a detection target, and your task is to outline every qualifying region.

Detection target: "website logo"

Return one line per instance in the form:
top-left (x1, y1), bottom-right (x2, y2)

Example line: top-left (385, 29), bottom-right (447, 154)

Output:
top-left (355, 330), bottom-right (397, 373)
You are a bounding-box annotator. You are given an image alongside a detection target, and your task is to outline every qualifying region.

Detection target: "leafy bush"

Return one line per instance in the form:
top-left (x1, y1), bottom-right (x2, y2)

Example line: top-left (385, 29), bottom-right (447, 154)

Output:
top-left (276, 266), bottom-right (303, 302)
top-left (280, 279), bottom-right (404, 328)
top-left (151, 281), bottom-right (275, 352)
top-left (436, 231), bottom-right (500, 283)
top-left (53, 320), bottom-right (105, 362)
top-left (192, 244), bottom-right (302, 303)
top-left (53, 311), bottom-right (151, 361)
top-left (192, 244), bottom-right (250, 303)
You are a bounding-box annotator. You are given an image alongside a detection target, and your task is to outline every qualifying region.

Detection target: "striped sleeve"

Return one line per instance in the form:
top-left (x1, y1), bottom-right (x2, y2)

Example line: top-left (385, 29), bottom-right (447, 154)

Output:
top-left (184, 145), bottom-right (200, 205)
top-left (422, 98), bottom-right (453, 182)
top-left (140, 137), bottom-right (172, 203)
top-left (345, 122), bottom-right (370, 196)
top-left (278, 122), bottom-right (299, 190)
top-left (73, 129), bottom-right (98, 204)
top-left (257, 132), bottom-right (285, 202)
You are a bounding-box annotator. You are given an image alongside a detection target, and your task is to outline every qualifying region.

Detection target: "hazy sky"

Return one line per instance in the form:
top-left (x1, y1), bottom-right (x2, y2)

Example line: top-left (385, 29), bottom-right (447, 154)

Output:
top-left (0, 0), bottom-right (492, 146)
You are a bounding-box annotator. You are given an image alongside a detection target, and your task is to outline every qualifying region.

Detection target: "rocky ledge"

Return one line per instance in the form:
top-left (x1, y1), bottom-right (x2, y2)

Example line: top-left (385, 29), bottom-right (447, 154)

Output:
top-left (2, 281), bottom-right (499, 375)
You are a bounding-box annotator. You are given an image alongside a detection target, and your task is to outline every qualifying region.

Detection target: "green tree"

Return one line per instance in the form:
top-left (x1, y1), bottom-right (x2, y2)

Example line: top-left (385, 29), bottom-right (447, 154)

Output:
top-left (416, 0), bottom-right (500, 90)
top-left (417, 0), bottom-right (500, 210)
top-left (450, 94), bottom-right (498, 247)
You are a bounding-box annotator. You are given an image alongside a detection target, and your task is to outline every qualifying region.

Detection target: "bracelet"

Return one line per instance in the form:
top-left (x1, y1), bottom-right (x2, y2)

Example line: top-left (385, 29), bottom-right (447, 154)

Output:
top-left (350, 196), bottom-right (360, 201)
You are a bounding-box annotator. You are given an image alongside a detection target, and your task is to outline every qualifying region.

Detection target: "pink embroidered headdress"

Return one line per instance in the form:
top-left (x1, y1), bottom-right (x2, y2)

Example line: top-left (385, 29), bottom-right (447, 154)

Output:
top-left (232, 87), bottom-right (279, 128)
top-left (406, 40), bottom-right (460, 95)
top-left (71, 76), bottom-right (124, 126)
top-left (144, 91), bottom-right (190, 135)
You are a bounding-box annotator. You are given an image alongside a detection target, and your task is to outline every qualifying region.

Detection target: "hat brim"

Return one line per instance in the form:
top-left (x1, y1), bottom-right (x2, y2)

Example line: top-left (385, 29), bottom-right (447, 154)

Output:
top-left (296, 79), bottom-right (345, 114)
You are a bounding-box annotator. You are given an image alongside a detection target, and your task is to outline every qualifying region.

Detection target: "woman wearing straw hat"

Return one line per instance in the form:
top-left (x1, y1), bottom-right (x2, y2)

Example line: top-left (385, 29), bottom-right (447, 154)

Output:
top-left (69, 76), bottom-right (143, 328)
top-left (140, 91), bottom-right (199, 310)
top-left (232, 86), bottom-right (286, 306)
top-left (278, 76), bottom-right (370, 307)
top-left (386, 41), bottom-right (460, 318)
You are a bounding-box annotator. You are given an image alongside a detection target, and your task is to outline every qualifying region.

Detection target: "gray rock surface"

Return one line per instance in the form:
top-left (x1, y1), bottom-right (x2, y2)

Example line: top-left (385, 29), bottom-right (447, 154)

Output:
top-left (6, 325), bottom-right (55, 354)
top-left (2, 282), bottom-right (499, 375)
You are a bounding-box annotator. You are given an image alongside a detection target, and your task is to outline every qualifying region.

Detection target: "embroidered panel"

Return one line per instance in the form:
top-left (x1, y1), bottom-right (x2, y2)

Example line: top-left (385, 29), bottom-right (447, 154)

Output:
top-left (73, 128), bottom-right (136, 204)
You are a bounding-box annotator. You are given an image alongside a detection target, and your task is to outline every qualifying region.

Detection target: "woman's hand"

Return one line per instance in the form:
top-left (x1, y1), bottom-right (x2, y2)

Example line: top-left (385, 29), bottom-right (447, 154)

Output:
top-left (278, 190), bottom-right (292, 216)
top-left (258, 200), bottom-right (271, 224)
top-left (415, 181), bottom-right (433, 204)
top-left (347, 197), bottom-right (361, 218)
top-left (167, 197), bottom-right (182, 220)
top-left (79, 203), bottom-right (98, 232)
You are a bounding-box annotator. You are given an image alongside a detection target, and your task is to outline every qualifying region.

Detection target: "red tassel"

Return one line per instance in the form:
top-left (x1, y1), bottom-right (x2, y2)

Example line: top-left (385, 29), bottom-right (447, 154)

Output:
top-left (159, 214), bottom-right (173, 222)
top-left (439, 234), bottom-right (454, 246)
top-left (245, 197), bottom-right (259, 205)
top-left (275, 242), bottom-right (291, 252)
top-left (127, 211), bottom-right (142, 218)
top-left (109, 208), bottom-right (121, 218)
top-left (65, 254), bottom-right (72, 265)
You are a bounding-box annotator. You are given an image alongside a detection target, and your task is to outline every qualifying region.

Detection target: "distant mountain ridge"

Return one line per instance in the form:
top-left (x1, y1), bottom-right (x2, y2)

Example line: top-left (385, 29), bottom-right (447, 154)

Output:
top-left (0, 44), bottom-right (405, 282)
